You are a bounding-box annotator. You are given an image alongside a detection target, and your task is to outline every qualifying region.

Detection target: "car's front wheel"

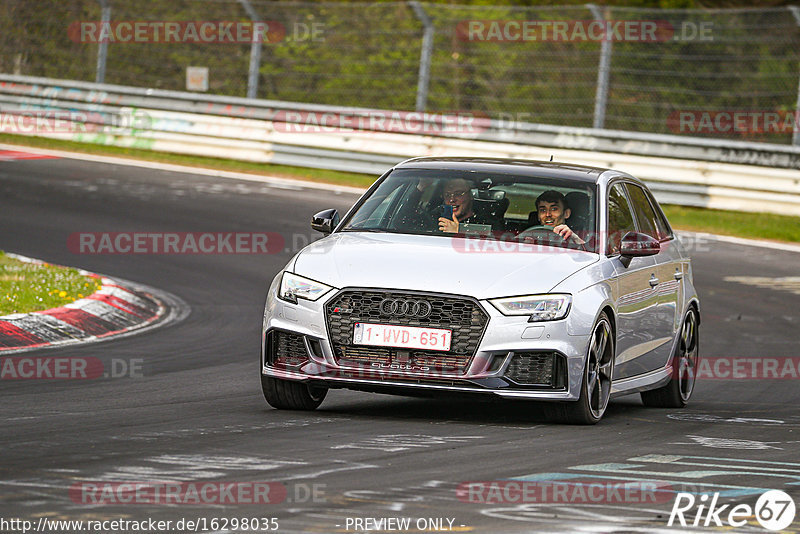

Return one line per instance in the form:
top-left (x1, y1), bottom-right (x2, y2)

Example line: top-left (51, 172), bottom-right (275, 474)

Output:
top-left (552, 312), bottom-right (614, 425)
top-left (261, 375), bottom-right (327, 410)
top-left (641, 307), bottom-right (699, 408)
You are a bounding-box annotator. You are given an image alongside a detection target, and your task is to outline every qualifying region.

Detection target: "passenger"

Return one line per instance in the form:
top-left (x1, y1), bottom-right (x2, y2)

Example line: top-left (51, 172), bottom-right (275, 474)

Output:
top-left (438, 178), bottom-right (504, 233)
top-left (438, 178), bottom-right (474, 233)
top-left (535, 190), bottom-right (585, 245)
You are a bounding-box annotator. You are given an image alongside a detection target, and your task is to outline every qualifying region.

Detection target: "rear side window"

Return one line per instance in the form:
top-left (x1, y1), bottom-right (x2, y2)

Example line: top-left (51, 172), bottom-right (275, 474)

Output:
top-left (646, 189), bottom-right (673, 239)
top-left (625, 184), bottom-right (660, 240)
top-left (607, 183), bottom-right (635, 255)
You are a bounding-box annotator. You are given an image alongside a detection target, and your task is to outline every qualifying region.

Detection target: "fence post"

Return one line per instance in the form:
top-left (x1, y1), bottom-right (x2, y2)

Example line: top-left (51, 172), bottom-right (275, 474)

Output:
top-left (588, 4), bottom-right (611, 130)
top-left (238, 0), bottom-right (263, 99)
top-left (790, 6), bottom-right (800, 146)
top-left (95, 0), bottom-right (110, 83)
top-left (409, 1), bottom-right (434, 112)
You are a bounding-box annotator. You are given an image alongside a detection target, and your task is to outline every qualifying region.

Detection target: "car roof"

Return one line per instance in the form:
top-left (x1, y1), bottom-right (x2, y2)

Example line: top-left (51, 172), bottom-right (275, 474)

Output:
top-left (394, 157), bottom-right (610, 184)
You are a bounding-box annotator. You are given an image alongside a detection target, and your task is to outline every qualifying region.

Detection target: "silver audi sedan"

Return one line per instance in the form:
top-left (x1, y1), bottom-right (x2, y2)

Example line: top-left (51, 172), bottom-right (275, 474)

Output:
top-left (260, 158), bottom-right (700, 424)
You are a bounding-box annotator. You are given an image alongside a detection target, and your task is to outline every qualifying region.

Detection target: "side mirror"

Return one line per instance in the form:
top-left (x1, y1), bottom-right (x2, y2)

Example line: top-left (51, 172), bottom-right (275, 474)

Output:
top-left (620, 231), bottom-right (660, 257)
top-left (311, 209), bottom-right (340, 235)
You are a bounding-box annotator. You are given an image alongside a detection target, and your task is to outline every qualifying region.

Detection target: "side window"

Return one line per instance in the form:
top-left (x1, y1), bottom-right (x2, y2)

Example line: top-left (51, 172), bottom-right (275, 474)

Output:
top-left (607, 183), bottom-right (636, 255)
top-left (625, 184), bottom-right (659, 240)
top-left (646, 189), bottom-right (673, 240)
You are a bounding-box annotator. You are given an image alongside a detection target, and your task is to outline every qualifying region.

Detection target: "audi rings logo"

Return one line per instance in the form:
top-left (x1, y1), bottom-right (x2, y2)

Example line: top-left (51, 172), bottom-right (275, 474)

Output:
top-left (379, 298), bottom-right (432, 318)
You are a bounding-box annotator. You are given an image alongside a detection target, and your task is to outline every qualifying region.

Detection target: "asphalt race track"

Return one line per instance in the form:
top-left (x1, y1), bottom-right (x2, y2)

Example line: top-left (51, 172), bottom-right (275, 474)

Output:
top-left (1, 154), bottom-right (799, 534)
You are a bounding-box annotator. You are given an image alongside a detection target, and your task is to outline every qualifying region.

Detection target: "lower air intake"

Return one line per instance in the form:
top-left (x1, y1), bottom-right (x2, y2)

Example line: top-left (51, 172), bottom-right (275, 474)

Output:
top-left (265, 330), bottom-right (308, 368)
top-left (505, 352), bottom-right (565, 388)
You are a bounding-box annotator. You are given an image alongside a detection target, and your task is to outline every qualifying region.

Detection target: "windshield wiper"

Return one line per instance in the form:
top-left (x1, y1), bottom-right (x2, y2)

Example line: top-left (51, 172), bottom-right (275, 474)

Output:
top-left (340, 227), bottom-right (387, 233)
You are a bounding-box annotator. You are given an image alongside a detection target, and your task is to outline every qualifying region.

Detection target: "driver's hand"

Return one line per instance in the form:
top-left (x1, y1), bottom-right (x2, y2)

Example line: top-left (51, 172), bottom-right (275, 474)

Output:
top-left (553, 224), bottom-right (585, 244)
top-left (439, 214), bottom-right (459, 233)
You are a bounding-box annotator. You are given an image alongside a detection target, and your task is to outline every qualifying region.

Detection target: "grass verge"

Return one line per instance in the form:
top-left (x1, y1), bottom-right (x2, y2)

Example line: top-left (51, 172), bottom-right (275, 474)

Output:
top-left (1, 134), bottom-right (798, 244)
top-left (0, 252), bottom-right (102, 315)
top-left (660, 205), bottom-right (800, 244)
top-left (0, 133), bottom-right (378, 188)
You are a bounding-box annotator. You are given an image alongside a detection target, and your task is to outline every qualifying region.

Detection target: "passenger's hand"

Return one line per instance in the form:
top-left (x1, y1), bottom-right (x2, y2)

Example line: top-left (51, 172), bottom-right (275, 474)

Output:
top-left (439, 214), bottom-right (459, 233)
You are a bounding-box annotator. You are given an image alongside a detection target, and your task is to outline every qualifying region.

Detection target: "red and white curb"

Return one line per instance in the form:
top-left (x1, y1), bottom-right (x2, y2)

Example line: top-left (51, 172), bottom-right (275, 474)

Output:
top-left (0, 254), bottom-right (188, 354)
top-left (0, 149), bottom-right (58, 161)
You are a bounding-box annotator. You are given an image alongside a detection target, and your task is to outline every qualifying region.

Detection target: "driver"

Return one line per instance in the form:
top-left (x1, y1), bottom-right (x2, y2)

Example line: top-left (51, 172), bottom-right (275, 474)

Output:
top-left (535, 190), bottom-right (585, 245)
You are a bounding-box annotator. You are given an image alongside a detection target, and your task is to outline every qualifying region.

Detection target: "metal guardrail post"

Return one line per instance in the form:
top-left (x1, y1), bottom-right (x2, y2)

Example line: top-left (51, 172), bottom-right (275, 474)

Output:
top-left (409, 1), bottom-right (434, 112)
top-left (790, 6), bottom-right (800, 146)
top-left (95, 0), bottom-right (111, 84)
top-left (588, 4), bottom-right (611, 130)
top-left (238, 0), bottom-right (263, 99)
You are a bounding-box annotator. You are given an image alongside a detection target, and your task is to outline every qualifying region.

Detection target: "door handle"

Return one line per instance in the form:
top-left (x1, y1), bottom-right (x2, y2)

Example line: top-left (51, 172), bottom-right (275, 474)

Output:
top-left (649, 275), bottom-right (659, 287)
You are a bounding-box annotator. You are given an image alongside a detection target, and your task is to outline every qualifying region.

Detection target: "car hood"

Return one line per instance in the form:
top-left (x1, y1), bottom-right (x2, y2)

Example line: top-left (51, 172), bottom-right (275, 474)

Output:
top-left (292, 232), bottom-right (598, 300)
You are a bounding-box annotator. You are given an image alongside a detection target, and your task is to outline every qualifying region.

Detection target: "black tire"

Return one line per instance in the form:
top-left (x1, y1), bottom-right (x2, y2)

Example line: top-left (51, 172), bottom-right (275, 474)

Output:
top-left (641, 307), bottom-right (699, 408)
top-left (261, 375), bottom-right (327, 410)
top-left (551, 312), bottom-right (615, 425)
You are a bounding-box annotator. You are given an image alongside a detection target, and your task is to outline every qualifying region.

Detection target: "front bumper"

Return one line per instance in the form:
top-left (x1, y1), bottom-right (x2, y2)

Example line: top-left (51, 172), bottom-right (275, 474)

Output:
top-left (262, 286), bottom-right (591, 401)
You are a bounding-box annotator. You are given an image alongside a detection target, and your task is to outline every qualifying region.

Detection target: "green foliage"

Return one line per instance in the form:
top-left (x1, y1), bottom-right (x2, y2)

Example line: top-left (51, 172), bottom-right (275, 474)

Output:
top-left (1, 1), bottom-right (797, 143)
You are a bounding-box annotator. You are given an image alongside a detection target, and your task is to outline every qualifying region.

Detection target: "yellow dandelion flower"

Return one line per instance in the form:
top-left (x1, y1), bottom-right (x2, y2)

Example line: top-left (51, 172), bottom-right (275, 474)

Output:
top-left (59, 290), bottom-right (67, 298)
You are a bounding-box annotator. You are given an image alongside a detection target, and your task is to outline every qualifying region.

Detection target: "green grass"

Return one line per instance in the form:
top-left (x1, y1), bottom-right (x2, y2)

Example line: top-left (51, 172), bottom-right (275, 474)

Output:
top-left (661, 205), bottom-right (800, 244)
top-left (2, 133), bottom-right (799, 244)
top-left (0, 252), bottom-right (102, 315)
top-left (0, 133), bottom-right (378, 189)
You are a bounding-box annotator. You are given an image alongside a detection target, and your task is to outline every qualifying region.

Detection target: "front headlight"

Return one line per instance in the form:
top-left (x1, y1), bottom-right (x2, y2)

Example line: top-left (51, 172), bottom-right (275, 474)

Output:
top-left (489, 294), bottom-right (572, 322)
top-left (279, 272), bottom-right (333, 304)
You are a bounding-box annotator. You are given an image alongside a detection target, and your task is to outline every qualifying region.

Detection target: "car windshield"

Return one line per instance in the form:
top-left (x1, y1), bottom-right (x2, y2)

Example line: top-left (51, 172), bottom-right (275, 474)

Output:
top-left (340, 168), bottom-right (598, 252)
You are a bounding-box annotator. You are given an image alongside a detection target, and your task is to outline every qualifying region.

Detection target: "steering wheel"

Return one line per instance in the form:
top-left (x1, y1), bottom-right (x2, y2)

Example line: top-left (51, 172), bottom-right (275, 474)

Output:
top-left (519, 225), bottom-right (588, 251)
top-left (518, 225), bottom-right (565, 243)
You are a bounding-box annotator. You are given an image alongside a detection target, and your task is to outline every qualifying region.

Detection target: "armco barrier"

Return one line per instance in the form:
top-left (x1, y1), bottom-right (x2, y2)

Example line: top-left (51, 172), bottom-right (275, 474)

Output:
top-left (1, 74), bottom-right (799, 215)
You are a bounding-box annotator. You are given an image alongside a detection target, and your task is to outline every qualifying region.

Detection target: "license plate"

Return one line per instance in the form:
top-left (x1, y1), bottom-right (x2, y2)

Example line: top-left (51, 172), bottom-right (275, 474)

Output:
top-left (353, 323), bottom-right (452, 351)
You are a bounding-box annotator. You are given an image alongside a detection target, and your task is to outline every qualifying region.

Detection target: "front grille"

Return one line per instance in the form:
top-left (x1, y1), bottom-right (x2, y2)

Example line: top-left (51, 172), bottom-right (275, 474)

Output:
top-left (505, 352), bottom-right (565, 388)
top-left (326, 290), bottom-right (489, 375)
top-left (265, 330), bottom-right (308, 368)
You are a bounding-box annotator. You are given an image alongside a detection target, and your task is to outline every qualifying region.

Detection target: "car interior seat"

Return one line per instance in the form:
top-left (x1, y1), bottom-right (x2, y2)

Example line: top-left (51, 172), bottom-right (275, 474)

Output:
top-left (564, 191), bottom-right (590, 233)
top-left (473, 189), bottom-right (509, 229)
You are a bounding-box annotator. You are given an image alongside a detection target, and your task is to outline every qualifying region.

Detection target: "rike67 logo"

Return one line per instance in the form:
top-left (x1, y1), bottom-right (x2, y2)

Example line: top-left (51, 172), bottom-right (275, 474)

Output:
top-left (668, 490), bottom-right (796, 531)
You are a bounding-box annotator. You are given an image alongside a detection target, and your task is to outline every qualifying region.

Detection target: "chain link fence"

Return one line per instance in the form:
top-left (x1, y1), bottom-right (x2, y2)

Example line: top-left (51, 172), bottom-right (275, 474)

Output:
top-left (1, 1), bottom-right (799, 144)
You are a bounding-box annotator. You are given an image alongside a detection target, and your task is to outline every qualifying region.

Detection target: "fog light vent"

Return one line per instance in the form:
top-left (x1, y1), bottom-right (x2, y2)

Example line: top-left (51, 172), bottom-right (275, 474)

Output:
top-left (506, 352), bottom-right (559, 386)
top-left (265, 330), bottom-right (309, 367)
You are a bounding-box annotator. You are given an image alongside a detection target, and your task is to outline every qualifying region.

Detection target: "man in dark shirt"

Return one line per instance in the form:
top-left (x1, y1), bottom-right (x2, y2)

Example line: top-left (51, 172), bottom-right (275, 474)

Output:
top-left (535, 190), bottom-right (585, 245)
